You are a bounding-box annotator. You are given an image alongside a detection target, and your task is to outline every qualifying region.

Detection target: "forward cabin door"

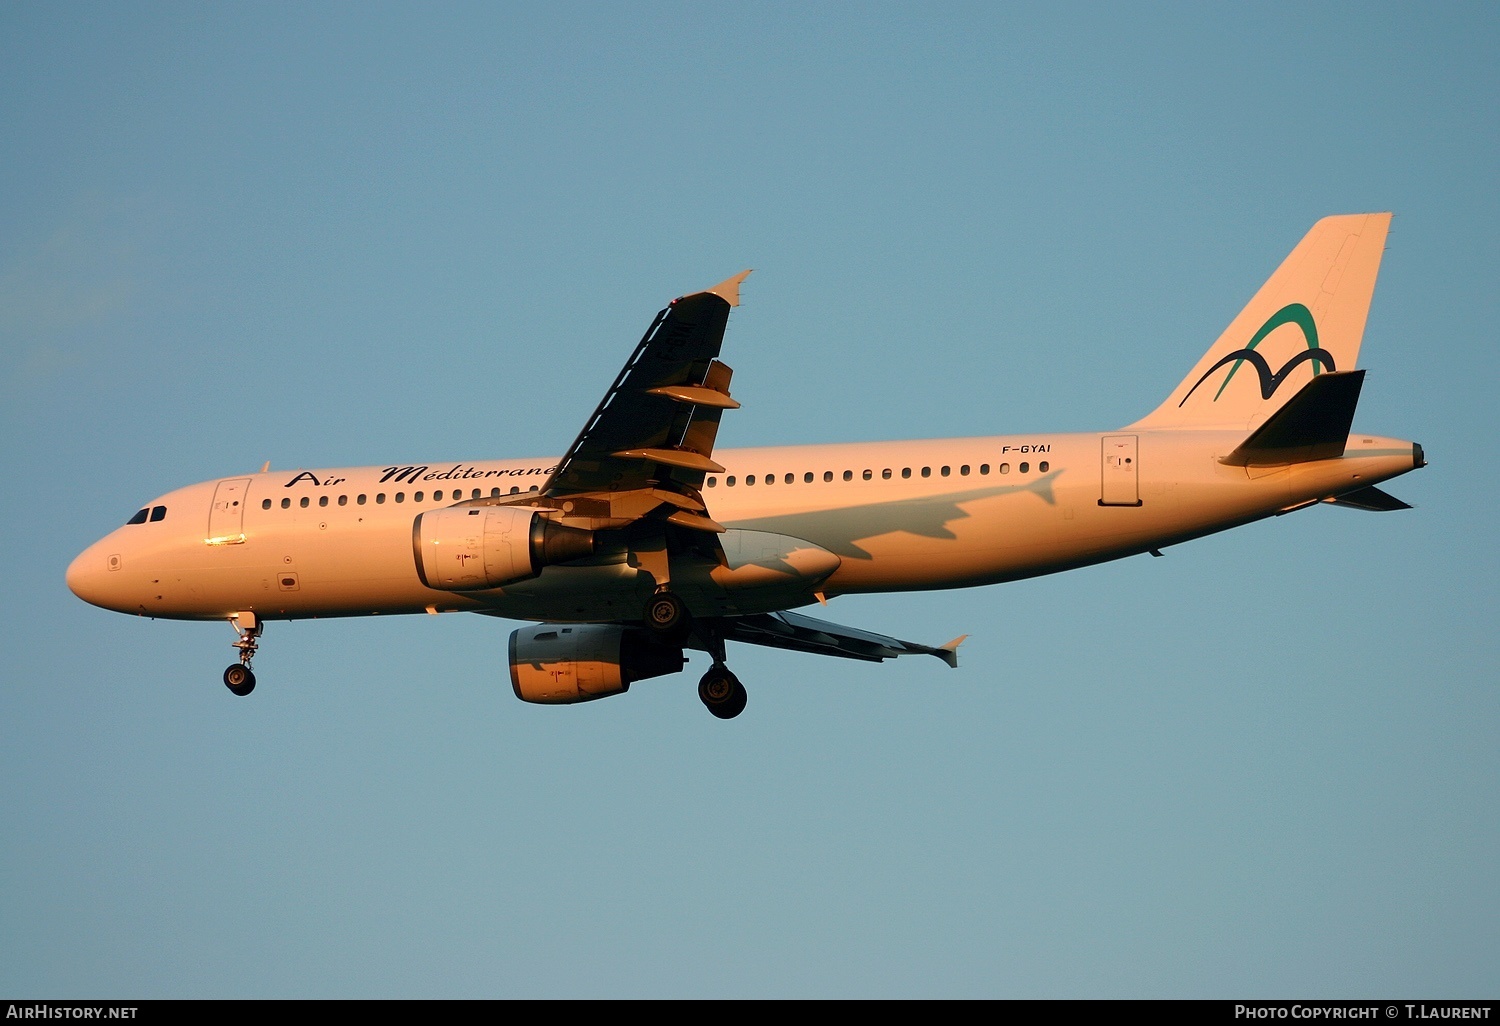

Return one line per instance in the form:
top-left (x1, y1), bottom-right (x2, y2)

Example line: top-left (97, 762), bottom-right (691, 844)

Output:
top-left (208, 477), bottom-right (252, 543)
top-left (1099, 435), bottom-right (1141, 507)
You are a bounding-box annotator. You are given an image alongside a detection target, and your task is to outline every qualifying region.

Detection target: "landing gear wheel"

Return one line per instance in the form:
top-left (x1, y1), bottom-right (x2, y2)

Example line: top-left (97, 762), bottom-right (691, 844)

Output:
top-left (698, 666), bottom-right (747, 719)
top-left (225, 614), bottom-right (262, 696)
top-left (223, 664), bottom-right (256, 697)
top-left (644, 591), bottom-right (690, 642)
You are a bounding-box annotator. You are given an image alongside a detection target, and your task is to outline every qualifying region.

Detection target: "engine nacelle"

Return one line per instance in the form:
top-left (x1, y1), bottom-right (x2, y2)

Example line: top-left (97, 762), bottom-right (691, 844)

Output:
top-left (413, 506), bottom-right (593, 591)
top-left (509, 624), bottom-right (685, 704)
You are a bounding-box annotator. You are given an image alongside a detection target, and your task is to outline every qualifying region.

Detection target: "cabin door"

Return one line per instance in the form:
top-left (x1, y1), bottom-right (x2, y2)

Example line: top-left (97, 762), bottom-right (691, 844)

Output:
top-left (1099, 435), bottom-right (1141, 507)
top-left (208, 478), bottom-right (252, 542)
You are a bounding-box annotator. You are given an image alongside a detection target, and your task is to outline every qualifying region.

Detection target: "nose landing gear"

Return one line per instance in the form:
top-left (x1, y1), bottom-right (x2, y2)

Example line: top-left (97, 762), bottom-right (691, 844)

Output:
top-left (223, 613), bottom-right (261, 696)
top-left (223, 663), bottom-right (255, 696)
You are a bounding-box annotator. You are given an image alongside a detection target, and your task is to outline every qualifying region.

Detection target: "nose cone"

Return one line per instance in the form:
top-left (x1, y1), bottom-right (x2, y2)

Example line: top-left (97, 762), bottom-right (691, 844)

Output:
top-left (67, 540), bottom-right (125, 611)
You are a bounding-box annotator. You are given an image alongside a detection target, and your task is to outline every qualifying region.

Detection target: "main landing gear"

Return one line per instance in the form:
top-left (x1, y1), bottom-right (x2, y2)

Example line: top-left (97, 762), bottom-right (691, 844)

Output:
top-left (641, 591), bottom-right (748, 719)
top-left (698, 664), bottom-right (747, 720)
top-left (684, 616), bottom-right (747, 720)
top-left (643, 589), bottom-right (690, 643)
top-left (223, 613), bottom-right (261, 697)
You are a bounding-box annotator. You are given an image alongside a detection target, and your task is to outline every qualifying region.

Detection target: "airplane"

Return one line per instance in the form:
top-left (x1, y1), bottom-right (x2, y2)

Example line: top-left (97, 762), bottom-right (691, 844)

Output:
top-left (67, 213), bottom-right (1423, 719)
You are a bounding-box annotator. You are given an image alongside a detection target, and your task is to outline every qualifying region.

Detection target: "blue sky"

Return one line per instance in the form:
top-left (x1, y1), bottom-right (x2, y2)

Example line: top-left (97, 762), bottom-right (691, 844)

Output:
top-left (2, 2), bottom-right (1496, 998)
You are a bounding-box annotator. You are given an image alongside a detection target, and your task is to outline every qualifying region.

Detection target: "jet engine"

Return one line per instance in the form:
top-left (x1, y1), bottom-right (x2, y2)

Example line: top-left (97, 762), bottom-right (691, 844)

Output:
top-left (509, 624), bottom-right (685, 704)
top-left (413, 506), bottom-right (594, 591)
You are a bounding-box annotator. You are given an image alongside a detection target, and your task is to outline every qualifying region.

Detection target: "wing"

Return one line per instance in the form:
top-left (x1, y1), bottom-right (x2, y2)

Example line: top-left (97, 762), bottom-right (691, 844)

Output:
top-left (539, 271), bottom-right (751, 531)
top-left (717, 610), bottom-right (967, 668)
top-left (476, 274), bottom-right (968, 673)
top-left (468, 272), bottom-right (749, 594)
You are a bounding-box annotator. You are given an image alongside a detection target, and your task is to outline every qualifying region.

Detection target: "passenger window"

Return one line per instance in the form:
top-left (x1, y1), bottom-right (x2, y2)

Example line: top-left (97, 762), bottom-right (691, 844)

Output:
top-left (941, 466), bottom-right (951, 477)
top-left (471, 489), bottom-right (480, 499)
top-left (764, 474), bottom-right (773, 486)
top-left (921, 467), bottom-right (931, 478)
top-left (803, 472), bottom-right (813, 483)
top-left (882, 469), bottom-right (892, 479)
top-left (843, 470), bottom-right (853, 481)
top-left (262, 499), bottom-right (272, 510)
top-left (491, 488), bottom-right (501, 498)
top-left (357, 494), bottom-right (367, 505)
top-left (902, 468), bottom-right (911, 479)
top-left (960, 465), bottom-right (970, 476)
top-left (434, 490), bottom-right (444, 501)
top-left (299, 497), bottom-right (309, 508)
top-left (726, 476), bottom-right (736, 486)
top-left (281, 498), bottom-right (291, 509)
top-left (395, 493), bottom-right (405, 503)
top-left (1039, 461), bottom-right (1049, 473)
top-left (823, 471), bottom-right (833, 482)
top-left (746, 475), bottom-right (756, 486)
top-left (785, 473), bottom-right (794, 484)
top-left (319, 496), bottom-right (328, 507)
top-left (999, 463), bottom-right (1010, 474)
top-left (980, 464), bottom-right (990, 475)
top-left (376, 493), bottom-right (386, 504)
top-left (414, 491), bottom-right (424, 502)
top-left (127, 508), bottom-right (149, 525)
top-left (862, 469), bottom-right (872, 480)
top-left (1020, 462), bottom-right (1029, 474)
top-left (338, 495), bottom-right (348, 506)
top-left (707, 478), bottom-right (717, 487)
top-left (509, 486), bottom-right (520, 494)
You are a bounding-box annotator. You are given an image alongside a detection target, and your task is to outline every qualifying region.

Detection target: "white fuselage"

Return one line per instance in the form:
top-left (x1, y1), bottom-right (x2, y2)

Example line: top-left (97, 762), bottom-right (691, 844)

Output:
top-left (66, 429), bottom-right (1421, 624)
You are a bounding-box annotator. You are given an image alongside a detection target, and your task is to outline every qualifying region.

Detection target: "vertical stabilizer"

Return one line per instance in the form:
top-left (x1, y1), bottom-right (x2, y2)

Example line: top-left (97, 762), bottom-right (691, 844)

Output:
top-left (1129, 213), bottom-right (1390, 431)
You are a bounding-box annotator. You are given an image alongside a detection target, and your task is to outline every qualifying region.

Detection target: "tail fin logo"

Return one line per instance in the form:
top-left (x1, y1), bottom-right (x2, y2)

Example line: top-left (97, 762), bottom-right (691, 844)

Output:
top-left (1178, 303), bottom-right (1335, 407)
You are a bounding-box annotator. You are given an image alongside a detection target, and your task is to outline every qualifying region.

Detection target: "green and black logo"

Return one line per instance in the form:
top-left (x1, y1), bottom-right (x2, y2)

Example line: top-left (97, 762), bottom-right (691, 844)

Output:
top-left (1179, 303), bottom-right (1335, 407)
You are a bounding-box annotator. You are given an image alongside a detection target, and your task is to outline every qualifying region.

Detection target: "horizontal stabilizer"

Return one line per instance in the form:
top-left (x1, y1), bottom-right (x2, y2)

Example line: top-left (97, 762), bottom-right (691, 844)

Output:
top-left (1221, 370), bottom-right (1364, 467)
top-left (718, 610), bottom-right (963, 668)
top-left (1324, 485), bottom-right (1412, 512)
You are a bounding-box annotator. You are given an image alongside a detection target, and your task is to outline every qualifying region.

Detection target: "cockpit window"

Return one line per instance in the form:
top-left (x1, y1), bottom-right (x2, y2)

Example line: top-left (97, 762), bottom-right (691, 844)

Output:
top-left (126, 508), bottom-right (149, 525)
top-left (149, 505), bottom-right (167, 522)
